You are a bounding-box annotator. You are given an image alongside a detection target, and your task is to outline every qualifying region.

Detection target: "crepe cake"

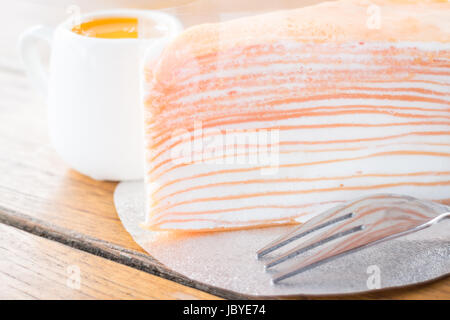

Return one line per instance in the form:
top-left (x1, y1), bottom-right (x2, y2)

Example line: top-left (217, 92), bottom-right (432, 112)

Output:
top-left (141, 0), bottom-right (450, 231)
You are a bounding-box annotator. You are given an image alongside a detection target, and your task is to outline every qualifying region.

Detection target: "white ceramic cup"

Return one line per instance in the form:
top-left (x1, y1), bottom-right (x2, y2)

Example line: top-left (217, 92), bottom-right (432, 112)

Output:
top-left (19, 9), bottom-right (183, 181)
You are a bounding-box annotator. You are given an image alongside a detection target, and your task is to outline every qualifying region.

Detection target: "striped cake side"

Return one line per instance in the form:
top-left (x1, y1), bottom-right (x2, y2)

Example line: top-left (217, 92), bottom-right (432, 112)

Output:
top-left (142, 40), bottom-right (450, 231)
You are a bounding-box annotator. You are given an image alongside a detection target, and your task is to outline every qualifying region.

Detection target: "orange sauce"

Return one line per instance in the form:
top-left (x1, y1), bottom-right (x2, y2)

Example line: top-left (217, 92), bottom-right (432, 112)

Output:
top-left (72, 17), bottom-right (139, 39)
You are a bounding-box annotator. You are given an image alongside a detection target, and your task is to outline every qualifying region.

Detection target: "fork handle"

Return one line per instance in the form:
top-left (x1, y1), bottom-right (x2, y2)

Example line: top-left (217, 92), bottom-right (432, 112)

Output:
top-left (361, 211), bottom-right (450, 252)
top-left (428, 211), bottom-right (450, 225)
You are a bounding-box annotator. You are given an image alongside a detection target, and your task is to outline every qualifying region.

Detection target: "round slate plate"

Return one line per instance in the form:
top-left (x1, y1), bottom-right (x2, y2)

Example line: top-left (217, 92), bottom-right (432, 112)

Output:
top-left (114, 181), bottom-right (449, 296)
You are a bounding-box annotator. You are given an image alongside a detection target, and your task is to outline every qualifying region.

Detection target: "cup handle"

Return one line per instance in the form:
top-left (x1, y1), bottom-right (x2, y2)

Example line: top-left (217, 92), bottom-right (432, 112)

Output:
top-left (18, 25), bottom-right (54, 98)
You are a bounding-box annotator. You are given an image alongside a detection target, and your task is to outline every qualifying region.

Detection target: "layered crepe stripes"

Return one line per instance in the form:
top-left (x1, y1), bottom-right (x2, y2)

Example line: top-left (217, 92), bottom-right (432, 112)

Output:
top-left (142, 1), bottom-right (450, 231)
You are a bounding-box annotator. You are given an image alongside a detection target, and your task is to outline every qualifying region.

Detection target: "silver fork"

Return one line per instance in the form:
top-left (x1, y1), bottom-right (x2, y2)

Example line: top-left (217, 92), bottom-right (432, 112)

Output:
top-left (257, 194), bottom-right (450, 284)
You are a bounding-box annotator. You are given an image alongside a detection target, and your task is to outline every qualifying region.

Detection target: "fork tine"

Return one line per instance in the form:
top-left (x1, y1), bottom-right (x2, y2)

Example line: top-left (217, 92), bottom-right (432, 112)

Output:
top-left (257, 194), bottom-right (397, 259)
top-left (265, 224), bottom-right (363, 269)
top-left (272, 210), bottom-right (450, 283)
top-left (256, 206), bottom-right (352, 259)
top-left (272, 225), bottom-right (366, 283)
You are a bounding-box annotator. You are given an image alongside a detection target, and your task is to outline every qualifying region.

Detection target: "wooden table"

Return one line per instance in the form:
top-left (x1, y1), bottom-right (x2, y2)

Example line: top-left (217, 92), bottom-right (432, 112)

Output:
top-left (0, 0), bottom-right (449, 300)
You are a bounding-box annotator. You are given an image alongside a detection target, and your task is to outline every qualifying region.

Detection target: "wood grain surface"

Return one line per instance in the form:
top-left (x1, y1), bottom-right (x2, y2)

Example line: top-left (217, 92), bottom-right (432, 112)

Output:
top-left (0, 0), bottom-right (448, 300)
top-left (0, 223), bottom-right (219, 299)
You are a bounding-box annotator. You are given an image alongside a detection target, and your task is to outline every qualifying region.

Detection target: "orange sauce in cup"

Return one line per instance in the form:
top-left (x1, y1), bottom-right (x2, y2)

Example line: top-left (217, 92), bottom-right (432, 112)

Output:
top-left (72, 17), bottom-right (139, 39)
